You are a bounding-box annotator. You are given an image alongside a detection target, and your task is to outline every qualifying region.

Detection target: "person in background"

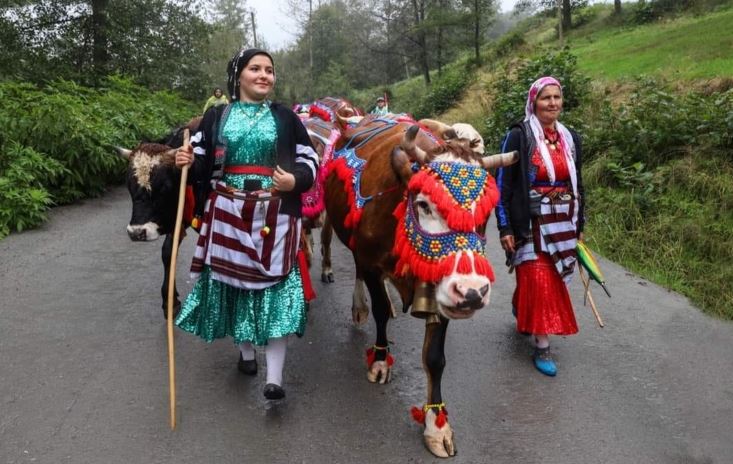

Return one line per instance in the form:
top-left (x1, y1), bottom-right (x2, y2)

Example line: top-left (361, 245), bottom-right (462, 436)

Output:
top-left (495, 76), bottom-right (586, 377)
top-left (202, 87), bottom-right (229, 113)
top-left (175, 48), bottom-right (318, 400)
top-left (370, 96), bottom-right (389, 116)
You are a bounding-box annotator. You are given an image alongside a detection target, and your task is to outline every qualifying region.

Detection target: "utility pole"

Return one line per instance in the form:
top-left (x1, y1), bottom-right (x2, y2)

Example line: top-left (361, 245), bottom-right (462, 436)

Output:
top-left (557, 0), bottom-right (563, 45)
top-left (250, 11), bottom-right (258, 48)
top-left (308, 0), bottom-right (313, 74)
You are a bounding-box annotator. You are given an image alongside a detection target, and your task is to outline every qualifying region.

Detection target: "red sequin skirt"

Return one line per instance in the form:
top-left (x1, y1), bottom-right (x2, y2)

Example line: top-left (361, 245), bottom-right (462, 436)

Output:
top-left (513, 252), bottom-right (578, 336)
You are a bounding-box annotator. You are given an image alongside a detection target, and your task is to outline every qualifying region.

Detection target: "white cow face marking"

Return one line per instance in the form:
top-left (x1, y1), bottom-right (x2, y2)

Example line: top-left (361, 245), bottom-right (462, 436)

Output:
top-left (131, 152), bottom-right (162, 191)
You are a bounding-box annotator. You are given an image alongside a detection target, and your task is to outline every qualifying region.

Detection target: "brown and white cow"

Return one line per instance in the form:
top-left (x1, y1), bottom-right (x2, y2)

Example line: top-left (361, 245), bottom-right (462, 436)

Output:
top-left (324, 117), bottom-right (517, 457)
top-left (116, 118), bottom-right (201, 318)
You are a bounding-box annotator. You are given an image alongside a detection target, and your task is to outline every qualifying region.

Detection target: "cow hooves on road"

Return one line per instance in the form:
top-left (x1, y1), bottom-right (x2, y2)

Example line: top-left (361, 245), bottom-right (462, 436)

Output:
top-left (423, 410), bottom-right (456, 458)
top-left (367, 360), bottom-right (392, 384)
top-left (321, 272), bottom-right (334, 283)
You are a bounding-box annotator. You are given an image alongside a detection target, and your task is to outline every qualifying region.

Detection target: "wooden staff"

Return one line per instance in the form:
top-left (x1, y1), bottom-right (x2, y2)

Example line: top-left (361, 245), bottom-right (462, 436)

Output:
top-left (579, 265), bottom-right (604, 328)
top-left (166, 129), bottom-right (190, 429)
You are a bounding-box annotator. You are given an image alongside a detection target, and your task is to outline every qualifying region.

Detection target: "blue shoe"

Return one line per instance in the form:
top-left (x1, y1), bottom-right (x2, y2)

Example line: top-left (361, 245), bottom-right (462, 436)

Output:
top-left (532, 347), bottom-right (557, 377)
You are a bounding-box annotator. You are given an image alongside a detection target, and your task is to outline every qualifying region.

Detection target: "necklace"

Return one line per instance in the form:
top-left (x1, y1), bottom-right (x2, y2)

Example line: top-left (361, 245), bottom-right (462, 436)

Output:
top-left (237, 101), bottom-right (269, 129)
top-left (544, 133), bottom-right (559, 150)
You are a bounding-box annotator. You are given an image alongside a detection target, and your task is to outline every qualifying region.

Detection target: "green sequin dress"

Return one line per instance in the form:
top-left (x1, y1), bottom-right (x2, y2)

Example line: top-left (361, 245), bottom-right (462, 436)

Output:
top-left (175, 101), bottom-right (307, 346)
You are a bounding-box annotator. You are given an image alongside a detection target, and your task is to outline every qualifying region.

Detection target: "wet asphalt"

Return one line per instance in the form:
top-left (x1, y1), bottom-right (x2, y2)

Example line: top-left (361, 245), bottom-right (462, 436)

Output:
top-left (1, 186), bottom-right (732, 464)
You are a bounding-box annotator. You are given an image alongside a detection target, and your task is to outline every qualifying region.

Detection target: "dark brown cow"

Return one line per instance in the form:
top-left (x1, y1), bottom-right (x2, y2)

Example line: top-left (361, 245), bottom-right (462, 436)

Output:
top-left (324, 117), bottom-right (516, 457)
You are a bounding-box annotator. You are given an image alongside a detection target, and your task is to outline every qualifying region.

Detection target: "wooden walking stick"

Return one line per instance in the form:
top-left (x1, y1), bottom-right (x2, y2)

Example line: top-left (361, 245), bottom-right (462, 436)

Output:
top-left (166, 129), bottom-right (190, 429)
top-left (579, 265), bottom-right (604, 328)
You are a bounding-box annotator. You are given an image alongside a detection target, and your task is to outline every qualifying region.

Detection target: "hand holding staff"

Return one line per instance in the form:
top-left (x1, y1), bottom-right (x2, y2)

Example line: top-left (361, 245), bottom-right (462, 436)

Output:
top-left (167, 129), bottom-right (190, 429)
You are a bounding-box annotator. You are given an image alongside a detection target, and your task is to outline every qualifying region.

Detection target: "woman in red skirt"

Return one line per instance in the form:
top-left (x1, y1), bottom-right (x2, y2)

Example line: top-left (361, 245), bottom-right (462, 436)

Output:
top-left (495, 76), bottom-right (586, 376)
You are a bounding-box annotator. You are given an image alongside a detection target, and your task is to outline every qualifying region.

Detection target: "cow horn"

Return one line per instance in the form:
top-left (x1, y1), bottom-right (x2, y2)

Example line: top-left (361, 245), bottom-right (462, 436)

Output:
top-left (418, 118), bottom-right (456, 140)
top-left (481, 150), bottom-right (519, 170)
top-left (115, 146), bottom-right (132, 159)
top-left (401, 125), bottom-right (430, 164)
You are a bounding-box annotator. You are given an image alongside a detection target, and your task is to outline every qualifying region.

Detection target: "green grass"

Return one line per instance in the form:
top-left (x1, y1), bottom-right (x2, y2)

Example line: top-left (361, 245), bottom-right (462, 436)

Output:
top-left (569, 7), bottom-right (733, 80)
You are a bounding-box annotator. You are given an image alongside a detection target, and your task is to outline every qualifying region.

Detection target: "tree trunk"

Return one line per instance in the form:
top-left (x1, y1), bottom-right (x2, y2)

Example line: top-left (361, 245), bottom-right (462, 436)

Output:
top-left (614, 0), bottom-right (622, 14)
top-left (473, 0), bottom-right (480, 61)
top-left (411, 0), bottom-right (430, 85)
top-left (91, 0), bottom-right (108, 79)
top-left (562, 0), bottom-right (571, 30)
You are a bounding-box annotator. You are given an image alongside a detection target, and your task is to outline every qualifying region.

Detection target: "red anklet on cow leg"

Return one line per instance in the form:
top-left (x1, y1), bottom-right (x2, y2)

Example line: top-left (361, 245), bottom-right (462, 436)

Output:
top-left (410, 403), bottom-right (448, 428)
top-left (365, 345), bottom-right (395, 368)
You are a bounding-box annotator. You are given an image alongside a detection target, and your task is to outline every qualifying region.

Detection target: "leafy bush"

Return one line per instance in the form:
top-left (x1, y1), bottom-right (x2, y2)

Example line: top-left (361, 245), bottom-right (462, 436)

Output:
top-left (0, 142), bottom-right (68, 238)
top-left (0, 77), bottom-right (197, 237)
top-left (484, 49), bottom-right (591, 150)
top-left (412, 64), bottom-right (476, 120)
top-left (495, 30), bottom-right (526, 58)
top-left (583, 78), bottom-right (733, 168)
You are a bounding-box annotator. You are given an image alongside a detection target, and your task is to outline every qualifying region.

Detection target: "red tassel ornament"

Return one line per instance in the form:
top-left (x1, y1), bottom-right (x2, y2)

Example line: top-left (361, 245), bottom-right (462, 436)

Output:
top-left (411, 406), bottom-right (426, 425)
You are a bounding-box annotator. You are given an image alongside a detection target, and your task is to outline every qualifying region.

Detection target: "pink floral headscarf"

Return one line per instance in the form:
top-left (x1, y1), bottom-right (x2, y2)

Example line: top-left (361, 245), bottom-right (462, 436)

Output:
top-left (524, 76), bottom-right (579, 225)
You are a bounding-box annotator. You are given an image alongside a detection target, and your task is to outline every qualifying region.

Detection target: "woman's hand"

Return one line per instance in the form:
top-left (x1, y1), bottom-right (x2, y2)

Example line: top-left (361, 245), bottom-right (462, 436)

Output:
top-left (578, 231), bottom-right (585, 242)
top-left (273, 165), bottom-right (295, 192)
top-left (175, 144), bottom-right (193, 168)
top-left (500, 234), bottom-right (516, 254)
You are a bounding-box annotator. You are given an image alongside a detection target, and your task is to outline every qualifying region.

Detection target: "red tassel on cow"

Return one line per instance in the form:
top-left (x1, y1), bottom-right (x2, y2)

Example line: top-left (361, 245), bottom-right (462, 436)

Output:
top-left (456, 252), bottom-right (473, 274)
top-left (297, 250), bottom-right (316, 301)
top-left (435, 408), bottom-right (448, 429)
top-left (411, 406), bottom-right (426, 425)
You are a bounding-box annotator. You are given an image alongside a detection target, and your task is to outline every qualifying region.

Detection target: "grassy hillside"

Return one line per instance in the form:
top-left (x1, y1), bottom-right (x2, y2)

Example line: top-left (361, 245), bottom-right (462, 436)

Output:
top-left (570, 7), bottom-right (733, 80)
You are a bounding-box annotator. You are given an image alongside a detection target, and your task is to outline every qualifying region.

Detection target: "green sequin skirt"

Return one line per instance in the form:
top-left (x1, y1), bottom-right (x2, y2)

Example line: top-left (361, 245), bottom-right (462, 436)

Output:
top-left (175, 265), bottom-right (307, 346)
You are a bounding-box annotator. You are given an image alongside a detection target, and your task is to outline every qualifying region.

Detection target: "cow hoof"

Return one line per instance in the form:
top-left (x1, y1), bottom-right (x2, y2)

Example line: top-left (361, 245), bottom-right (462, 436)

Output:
top-left (367, 360), bottom-right (391, 384)
top-left (423, 410), bottom-right (456, 458)
top-left (321, 271), bottom-right (334, 283)
top-left (352, 305), bottom-right (369, 325)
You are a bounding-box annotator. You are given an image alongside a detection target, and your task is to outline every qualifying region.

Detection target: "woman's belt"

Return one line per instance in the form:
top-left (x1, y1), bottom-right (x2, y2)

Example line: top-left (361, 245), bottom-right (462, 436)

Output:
top-left (224, 165), bottom-right (274, 176)
top-left (213, 182), bottom-right (280, 202)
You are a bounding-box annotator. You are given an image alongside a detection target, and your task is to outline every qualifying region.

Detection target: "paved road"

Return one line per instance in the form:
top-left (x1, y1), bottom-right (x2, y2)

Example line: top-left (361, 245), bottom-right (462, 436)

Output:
top-left (1, 186), bottom-right (732, 464)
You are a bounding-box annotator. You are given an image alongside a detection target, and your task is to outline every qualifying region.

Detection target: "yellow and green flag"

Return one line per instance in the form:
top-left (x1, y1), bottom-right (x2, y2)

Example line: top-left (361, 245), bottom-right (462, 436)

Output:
top-left (576, 241), bottom-right (611, 297)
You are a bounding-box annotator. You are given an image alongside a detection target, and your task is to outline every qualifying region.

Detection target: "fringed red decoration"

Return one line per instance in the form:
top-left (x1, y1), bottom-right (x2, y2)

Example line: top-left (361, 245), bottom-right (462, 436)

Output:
top-left (297, 250), bottom-right (316, 301)
top-left (366, 346), bottom-right (394, 368)
top-left (309, 105), bottom-right (332, 122)
top-left (435, 408), bottom-right (448, 429)
top-left (406, 169), bottom-right (500, 232)
top-left (328, 157), bottom-right (363, 249)
top-left (410, 406), bottom-right (426, 425)
top-left (365, 347), bottom-right (376, 368)
top-left (474, 254), bottom-right (495, 282)
top-left (457, 252), bottom-right (473, 274)
top-left (183, 186), bottom-right (195, 226)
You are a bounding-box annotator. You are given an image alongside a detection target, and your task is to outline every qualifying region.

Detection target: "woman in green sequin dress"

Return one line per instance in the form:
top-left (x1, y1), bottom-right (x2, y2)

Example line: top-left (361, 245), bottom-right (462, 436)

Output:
top-left (174, 49), bottom-right (319, 400)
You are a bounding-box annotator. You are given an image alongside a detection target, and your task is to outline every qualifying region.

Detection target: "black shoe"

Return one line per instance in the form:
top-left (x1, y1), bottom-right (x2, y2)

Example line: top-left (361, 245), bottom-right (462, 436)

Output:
top-left (263, 383), bottom-right (285, 400)
top-left (237, 354), bottom-right (257, 376)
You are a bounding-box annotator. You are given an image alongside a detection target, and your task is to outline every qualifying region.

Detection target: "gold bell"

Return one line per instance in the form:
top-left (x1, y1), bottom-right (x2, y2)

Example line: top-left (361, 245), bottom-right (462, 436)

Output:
top-left (410, 281), bottom-right (440, 324)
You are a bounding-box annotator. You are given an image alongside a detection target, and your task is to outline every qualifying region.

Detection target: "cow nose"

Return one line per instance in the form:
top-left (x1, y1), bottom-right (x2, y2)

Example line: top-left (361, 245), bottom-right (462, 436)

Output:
top-left (128, 228), bottom-right (146, 241)
top-left (461, 288), bottom-right (483, 309)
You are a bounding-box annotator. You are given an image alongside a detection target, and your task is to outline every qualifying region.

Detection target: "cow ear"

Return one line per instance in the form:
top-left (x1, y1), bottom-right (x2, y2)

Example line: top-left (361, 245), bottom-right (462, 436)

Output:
top-left (442, 128), bottom-right (457, 141)
top-left (391, 147), bottom-right (414, 185)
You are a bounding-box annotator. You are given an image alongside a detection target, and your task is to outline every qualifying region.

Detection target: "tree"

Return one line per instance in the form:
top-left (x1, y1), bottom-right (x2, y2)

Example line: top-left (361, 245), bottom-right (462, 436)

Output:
top-left (614, 0), bottom-right (621, 14)
top-left (514, 0), bottom-right (587, 31)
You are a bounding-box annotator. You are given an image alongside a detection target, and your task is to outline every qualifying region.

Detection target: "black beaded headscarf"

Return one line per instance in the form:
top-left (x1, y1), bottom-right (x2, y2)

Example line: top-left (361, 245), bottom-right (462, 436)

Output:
top-left (226, 48), bottom-right (275, 101)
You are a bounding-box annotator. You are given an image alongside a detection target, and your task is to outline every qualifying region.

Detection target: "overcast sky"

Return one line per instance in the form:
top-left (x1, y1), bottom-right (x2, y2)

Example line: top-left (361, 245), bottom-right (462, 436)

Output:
top-left (249, 0), bottom-right (520, 51)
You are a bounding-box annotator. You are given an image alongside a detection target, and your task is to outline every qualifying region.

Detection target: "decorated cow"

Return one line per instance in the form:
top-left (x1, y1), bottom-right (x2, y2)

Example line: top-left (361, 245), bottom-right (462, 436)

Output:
top-left (324, 116), bottom-right (517, 457)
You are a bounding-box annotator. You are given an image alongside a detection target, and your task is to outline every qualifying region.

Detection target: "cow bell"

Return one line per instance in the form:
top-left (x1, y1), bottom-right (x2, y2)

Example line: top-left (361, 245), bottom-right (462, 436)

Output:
top-left (410, 281), bottom-right (440, 324)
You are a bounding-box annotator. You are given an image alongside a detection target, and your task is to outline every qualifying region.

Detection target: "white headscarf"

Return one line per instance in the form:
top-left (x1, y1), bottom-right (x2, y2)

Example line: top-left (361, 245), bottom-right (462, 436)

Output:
top-left (524, 76), bottom-right (579, 224)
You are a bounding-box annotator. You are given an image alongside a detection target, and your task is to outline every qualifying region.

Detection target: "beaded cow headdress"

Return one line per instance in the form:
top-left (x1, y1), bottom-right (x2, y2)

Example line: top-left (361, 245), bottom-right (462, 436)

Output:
top-left (393, 161), bottom-right (499, 283)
